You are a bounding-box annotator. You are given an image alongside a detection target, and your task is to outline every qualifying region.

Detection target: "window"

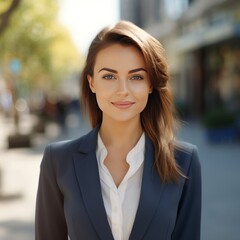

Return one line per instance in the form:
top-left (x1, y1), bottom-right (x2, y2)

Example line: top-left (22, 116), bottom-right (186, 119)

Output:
top-left (163, 0), bottom-right (189, 19)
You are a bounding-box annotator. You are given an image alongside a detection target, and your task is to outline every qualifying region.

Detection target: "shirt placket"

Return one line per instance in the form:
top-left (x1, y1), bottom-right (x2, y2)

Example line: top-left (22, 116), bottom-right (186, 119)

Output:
top-left (110, 188), bottom-right (123, 240)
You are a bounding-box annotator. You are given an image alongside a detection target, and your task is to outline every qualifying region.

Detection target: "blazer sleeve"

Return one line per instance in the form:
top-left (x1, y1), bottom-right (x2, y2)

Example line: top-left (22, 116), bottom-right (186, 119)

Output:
top-left (35, 145), bottom-right (68, 240)
top-left (171, 146), bottom-right (202, 240)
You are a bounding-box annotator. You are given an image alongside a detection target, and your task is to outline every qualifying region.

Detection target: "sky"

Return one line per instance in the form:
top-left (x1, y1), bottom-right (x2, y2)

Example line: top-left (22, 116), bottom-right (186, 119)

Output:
top-left (58, 0), bottom-right (120, 55)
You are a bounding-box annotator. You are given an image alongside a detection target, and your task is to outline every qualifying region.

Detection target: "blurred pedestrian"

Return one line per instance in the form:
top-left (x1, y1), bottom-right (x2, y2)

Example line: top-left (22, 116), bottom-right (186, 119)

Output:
top-left (0, 89), bottom-right (13, 117)
top-left (56, 95), bottom-right (69, 131)
top-left (35, 21), bottom-right (201, 240)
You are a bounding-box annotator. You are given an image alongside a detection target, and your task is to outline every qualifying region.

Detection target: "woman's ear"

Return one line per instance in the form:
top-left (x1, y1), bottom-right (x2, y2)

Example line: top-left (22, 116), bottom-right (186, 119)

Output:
top-left (149, 86), bottom-right (153, 94)
top-left (87, 75), bottom-right (95, 93)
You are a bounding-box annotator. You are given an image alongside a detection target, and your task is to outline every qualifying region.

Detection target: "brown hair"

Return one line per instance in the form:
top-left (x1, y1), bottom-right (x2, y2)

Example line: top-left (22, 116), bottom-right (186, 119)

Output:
top-left (80, 20), bottom-right (183, 182)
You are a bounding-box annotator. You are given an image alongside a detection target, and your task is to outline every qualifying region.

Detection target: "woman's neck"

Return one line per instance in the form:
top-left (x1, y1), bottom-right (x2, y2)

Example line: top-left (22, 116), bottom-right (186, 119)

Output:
top-left (99, 118), bottom-right (143, 151)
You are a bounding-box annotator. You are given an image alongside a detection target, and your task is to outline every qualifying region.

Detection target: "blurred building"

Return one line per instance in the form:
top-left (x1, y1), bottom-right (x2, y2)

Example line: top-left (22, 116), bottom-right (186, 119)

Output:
top-left (120, 0), bottom-right (240, 118)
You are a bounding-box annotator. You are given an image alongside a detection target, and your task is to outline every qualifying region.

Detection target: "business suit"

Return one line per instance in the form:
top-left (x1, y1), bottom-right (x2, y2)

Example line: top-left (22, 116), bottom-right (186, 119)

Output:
top-left (35, 126), bottom-right (201, 240)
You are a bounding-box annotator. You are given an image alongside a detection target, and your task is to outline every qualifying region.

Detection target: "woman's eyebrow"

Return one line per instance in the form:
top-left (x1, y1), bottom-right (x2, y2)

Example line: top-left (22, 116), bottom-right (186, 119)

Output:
top-left (98, 67), bottom-right (147, 73)
top-left (98, 68), bottom-right (117, 73)
top-left (128, 68), bottom-right (147, 73)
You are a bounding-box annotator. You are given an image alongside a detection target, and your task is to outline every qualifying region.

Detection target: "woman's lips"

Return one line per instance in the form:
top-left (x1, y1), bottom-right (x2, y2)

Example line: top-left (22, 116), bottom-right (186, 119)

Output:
top-left (111, 101), bottom-right (135, 109)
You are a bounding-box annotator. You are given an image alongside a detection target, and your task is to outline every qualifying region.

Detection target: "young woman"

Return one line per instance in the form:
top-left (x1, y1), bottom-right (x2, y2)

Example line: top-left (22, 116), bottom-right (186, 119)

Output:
top-left (35, 20), bottom-right (201, 240)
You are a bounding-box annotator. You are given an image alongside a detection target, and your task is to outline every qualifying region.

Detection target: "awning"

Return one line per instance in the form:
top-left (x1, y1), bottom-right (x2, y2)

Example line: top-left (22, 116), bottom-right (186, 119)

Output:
top-left (169, 21), bottom-right (240, 53)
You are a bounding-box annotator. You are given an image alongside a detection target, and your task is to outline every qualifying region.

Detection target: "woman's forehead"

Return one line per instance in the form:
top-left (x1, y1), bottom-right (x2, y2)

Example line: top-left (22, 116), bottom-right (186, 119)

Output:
top-left (94, 43), bottom-right (146, 72)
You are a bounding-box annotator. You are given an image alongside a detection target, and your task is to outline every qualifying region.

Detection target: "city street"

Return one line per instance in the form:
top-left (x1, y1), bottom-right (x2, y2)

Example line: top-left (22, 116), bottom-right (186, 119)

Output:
top-left (0, 113), bottom-right (240, 240)
top-left (178, 121), bottom-right (240, 240)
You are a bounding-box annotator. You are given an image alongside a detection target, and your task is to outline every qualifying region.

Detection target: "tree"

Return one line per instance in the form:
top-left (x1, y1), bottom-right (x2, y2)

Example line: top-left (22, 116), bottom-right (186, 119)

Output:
top-left (0, 0), bottom-right (83, 143)
top-left (0, 0), bottom-right (83, 93)
top-left (0, 0), bottom-right (21, 35)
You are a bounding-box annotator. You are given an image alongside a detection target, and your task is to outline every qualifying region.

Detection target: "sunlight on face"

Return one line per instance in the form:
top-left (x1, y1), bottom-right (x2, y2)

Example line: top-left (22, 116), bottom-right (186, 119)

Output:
top-left (88, 43), bottom-right (152, 124)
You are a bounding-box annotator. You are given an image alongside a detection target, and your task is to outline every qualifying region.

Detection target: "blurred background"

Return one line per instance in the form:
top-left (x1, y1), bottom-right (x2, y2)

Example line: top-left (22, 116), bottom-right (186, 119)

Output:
top-left (0, 0), bottom-right (239, 239)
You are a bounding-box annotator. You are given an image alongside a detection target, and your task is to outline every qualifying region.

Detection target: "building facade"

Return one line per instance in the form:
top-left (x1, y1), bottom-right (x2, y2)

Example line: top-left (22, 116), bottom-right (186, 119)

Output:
top-left (120, 0), bottom-right (240, 119)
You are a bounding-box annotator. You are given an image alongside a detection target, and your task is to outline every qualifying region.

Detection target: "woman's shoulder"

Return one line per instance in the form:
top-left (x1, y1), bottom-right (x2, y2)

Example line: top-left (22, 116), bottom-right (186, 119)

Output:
top-left (42, 127), bottom-right (98, 163)
top-left (174, 140), bottom-right (201, 175)
top-left (174, 140), bottom-right (197, 154)
top-left (47, 136), bottom-right (84, 153)
top-left (49, 127), bottom-right (97, 150)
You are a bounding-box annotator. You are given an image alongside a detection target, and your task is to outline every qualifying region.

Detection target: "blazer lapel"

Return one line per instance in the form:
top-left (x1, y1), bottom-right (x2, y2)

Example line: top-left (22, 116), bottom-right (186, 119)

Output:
top-left (129, 137), bottom-right (165, 240)
top-left (73, 127), bottom-right (114, 240)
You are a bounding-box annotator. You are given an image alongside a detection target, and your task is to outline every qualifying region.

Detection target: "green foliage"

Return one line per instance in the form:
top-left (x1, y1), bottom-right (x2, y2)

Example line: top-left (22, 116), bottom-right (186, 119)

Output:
top-left (0, 0), bottom-right (13, 13)
top-left (0, 0), bottom-right (82, 92)
top-left (203, 108), bottom-right (236, 129)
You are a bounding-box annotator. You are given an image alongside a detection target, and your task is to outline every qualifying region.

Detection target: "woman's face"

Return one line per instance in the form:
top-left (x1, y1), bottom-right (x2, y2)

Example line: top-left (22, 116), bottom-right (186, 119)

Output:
top-left (88, 43), bottom-right (152, 124)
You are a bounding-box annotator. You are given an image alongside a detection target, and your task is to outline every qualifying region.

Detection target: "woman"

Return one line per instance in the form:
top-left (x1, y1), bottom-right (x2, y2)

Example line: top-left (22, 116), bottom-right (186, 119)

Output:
top-left (35, 20), bottom-right (201, 240)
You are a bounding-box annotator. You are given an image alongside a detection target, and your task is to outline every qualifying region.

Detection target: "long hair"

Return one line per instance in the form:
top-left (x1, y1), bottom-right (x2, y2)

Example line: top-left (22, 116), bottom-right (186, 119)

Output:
top-left (80, 20), bottom-right (183, 182)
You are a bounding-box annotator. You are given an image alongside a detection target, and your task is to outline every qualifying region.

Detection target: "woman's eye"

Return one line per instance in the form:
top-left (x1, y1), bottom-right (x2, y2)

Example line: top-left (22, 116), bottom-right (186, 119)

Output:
top-left (130, 75), bottom-right (143, 80)
top-left (103, 74), bottom-right (115, 80)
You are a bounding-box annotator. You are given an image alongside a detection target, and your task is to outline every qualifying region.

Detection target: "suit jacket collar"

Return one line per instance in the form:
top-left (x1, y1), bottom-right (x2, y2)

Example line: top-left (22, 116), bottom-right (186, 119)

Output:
top-left (73, 126), bottom-right (114, 240)
top-left (73, 127), bottom-right (164, 240)
top-left (129, 136), bottom-right (164, 240)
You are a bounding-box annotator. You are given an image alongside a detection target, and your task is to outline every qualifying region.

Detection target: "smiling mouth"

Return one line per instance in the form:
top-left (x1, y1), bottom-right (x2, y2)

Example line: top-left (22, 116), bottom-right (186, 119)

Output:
top-left (111, 101), bottom-right (135, 109)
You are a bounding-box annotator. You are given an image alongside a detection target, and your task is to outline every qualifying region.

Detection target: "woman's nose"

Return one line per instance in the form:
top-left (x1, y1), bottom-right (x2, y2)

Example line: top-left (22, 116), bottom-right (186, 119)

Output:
top-left (117, 79), bottom-right (129, 95)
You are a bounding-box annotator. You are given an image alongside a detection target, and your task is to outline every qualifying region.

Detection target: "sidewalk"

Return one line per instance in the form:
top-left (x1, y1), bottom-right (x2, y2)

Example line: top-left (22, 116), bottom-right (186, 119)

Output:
top-left (0, 112), bottom-right (90, 240)
top-left (0, 114), bottom-right (49, 240)
top-left (0, 115), bottom-right (240, 240)
top-left (178, 121), bottom-right (240, 240)
top-left (0, 148), bottom-right (41, 240)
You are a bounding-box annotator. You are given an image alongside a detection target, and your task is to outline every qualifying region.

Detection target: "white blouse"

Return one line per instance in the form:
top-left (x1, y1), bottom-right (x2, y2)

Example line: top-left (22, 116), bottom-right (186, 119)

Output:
top-left (96, 133), bottom-right (145, 240)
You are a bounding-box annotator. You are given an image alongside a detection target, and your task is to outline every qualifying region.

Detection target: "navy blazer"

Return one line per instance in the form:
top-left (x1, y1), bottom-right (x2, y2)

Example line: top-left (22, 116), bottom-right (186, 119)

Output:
top-left (35, 127), bottom-right (201, 240)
